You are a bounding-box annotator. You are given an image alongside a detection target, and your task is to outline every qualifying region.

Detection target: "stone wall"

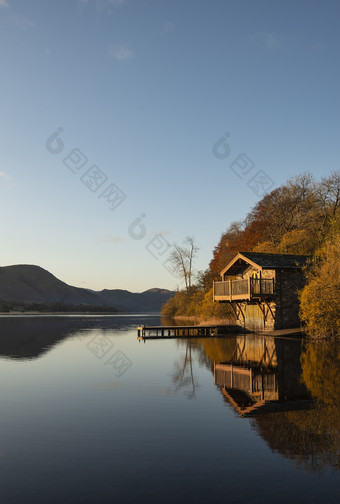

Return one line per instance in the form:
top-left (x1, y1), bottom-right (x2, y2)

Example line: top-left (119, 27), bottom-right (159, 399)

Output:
top-left (274, 269), bottom-right (305, 329)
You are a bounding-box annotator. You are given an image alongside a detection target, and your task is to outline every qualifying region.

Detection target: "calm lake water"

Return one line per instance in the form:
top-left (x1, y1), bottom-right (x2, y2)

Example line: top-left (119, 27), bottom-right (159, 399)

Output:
top-left (0, 315), bottom-right (339, 503)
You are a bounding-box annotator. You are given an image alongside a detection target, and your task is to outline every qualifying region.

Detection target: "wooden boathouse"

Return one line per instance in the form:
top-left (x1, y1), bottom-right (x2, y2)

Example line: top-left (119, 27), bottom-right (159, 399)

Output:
top-left (213, 252), bottom-right (309, 331)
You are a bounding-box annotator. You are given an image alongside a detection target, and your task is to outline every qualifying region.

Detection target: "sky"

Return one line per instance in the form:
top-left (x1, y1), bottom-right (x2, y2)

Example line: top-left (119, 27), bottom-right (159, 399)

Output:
top-left (0, 0), bottom-right (339, 292)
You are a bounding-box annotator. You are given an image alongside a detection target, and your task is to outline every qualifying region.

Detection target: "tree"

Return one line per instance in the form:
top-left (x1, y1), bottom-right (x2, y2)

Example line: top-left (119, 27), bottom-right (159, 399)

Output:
top-left (195, 268), bottom-right (215, 291)
top-left (316, 171), bottom-right (340, 222)
top-left (169, 236), bottom-right (199, 290)
top-left (209, 171), bottom-right (340, 278)
top-left (245, 173), bottom-right (317, 247)
top-left (209, 221), bottom-right (247, 277)
top-left (299, 225), bottom-right (340, 339)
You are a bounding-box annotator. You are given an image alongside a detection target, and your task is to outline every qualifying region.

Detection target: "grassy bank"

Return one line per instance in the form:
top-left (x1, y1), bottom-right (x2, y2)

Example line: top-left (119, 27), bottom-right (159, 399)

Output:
top-left (161, 287), bottom-right (235, 321)
top-left (162, 315), bottom-right (236, 326)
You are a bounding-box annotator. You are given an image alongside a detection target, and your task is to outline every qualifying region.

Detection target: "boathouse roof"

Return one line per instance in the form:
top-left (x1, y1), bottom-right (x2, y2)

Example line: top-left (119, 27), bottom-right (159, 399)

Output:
top-left (220, 252), bottom-right (310, 277)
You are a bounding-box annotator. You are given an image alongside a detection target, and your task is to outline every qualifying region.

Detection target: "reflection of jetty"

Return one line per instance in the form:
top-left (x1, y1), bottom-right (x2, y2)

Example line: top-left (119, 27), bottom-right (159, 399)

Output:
top-left (214, 334), bottom-right (311, 416)
top-left (137, 324), bottom-right (240, 340)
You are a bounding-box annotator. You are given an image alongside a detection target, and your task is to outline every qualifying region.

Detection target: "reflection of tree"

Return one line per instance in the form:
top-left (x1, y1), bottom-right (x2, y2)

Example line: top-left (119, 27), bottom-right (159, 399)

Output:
top-left (196, 337), bottom-right (237, 363)
top-left (251, 409), bottom-right (339, 474)
top-left (172, 339), bottom-right (199, 400)
top-left (172, 337), bottom-right (238, 399)
top-left (251, 341), bottom-right (340, 474)
top-left (301, 341), bottom-right (340, 406)
top-left (299, 341), bottom-right (340, 471)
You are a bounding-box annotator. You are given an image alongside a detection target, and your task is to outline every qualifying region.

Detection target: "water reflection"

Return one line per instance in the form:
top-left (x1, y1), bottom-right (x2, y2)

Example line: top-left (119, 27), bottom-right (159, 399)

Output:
top-left (0, 315), bottom-right (159, 360)
top-left (213, 335), bottom-right (311, 415)
top-left (191, 334), bottom-right (340, 474)
top-left (172, 340), bottom-right (199, 399)
top-left (0, 315), bottom-right (339, 499)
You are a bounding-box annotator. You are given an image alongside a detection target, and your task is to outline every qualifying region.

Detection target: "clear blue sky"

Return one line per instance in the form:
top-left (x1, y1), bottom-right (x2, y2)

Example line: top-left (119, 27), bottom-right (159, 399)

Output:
top-left (1, 0), bottom-right (339, 292)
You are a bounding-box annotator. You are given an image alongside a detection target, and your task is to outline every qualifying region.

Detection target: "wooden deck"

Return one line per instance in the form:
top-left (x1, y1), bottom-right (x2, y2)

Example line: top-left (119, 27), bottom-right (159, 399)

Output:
top-left (137, 324), bottom-right (240, 340)
top-left (213, 278), bottom-right (274, 302)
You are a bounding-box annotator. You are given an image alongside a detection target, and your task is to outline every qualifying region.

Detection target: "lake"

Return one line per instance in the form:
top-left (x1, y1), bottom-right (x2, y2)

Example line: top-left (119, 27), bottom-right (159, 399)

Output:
top-left (0, 315), bottom-right (339, 503)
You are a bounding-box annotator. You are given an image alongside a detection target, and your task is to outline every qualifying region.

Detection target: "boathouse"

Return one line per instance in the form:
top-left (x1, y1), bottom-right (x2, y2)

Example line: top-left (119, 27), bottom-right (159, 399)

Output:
top-left (213, 252), bottom-right (309, 331)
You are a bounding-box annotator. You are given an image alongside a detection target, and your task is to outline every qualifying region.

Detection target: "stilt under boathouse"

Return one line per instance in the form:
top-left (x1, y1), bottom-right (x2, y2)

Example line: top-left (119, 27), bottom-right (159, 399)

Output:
top-left (213, 252), bottom-right (310, 331)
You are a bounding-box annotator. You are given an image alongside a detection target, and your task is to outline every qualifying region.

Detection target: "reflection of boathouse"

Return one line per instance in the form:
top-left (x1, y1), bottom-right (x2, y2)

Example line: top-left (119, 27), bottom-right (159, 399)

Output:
top-left (214, 335), bottom-right (311, 416)
top-left (213, 252), bottom-right (309, 331)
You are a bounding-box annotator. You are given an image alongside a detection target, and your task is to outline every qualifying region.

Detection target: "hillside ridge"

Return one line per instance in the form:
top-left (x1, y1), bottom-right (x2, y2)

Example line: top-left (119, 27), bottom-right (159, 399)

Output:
top-left (0, 264), bottom-right (174, 312)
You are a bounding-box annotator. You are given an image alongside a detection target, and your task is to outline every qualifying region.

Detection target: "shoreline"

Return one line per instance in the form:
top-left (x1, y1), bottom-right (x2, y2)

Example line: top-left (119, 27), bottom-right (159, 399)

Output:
top-left (0, 311), bottom-right (159, 317)
top-left (164, 315), bottom-right (305, 338)
top-left (167, 315), bottom-right (236, 326)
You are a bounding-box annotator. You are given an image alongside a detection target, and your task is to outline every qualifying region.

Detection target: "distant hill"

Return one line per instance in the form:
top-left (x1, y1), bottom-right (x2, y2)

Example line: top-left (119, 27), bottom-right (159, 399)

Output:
top-left (0, 265), bottom-right (174, 312)
top-left (97, 287), bottom-right (176, 312)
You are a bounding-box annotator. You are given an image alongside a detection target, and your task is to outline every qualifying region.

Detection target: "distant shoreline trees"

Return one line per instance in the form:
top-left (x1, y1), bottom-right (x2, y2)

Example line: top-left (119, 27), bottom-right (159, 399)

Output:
top-left (0, 302), bottom-right (119, 313)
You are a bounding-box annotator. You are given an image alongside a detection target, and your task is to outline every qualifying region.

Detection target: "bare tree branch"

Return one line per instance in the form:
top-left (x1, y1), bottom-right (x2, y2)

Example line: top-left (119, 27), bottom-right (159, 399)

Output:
top-left (169, 236), bottom-right (199, 290)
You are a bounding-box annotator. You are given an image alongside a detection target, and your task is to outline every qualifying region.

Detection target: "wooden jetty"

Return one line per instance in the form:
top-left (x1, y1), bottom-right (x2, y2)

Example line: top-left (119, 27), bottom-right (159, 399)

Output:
top-left (137, 324), bottom-right (240, 340)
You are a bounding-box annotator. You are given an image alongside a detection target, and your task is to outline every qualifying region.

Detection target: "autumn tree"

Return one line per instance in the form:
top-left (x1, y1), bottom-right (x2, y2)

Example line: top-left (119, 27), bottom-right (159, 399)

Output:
top-left (209, 221), bottom-right (249, 278)
top-left (299, 224), bottom-right (340, 339)
top-left (246, 173), bottom-right (317, 247)
top-left (209, 171), bottom-right (340, 278)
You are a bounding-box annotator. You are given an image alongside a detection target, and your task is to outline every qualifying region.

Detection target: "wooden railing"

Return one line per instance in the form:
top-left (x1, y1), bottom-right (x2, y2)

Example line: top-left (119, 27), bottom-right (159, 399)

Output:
top-left (213, 278), bottom-right (274, 301)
